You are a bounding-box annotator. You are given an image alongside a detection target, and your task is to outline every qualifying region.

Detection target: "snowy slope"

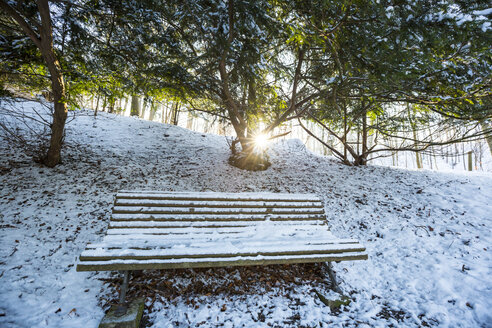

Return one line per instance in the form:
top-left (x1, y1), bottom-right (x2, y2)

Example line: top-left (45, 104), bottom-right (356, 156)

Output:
top-left (0, 101), bottom-right (491, 328)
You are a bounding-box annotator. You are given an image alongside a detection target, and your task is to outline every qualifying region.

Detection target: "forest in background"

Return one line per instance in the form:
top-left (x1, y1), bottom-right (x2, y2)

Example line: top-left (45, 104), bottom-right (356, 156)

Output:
top-left (76, 94), bottom-right (492, 172)
top-left (1, 0), bottom-right (491, 170)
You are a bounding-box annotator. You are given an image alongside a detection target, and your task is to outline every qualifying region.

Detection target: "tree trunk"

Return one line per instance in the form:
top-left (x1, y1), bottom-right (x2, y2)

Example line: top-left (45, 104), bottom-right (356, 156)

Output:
top-left (94, 93), bottom-right (100, 116)
top-left (361, 105), bottom-right (368, 165)
top-left (101, 95), bottom-right (107, 112)
top-left (467, 151), bottom-right (473, 171)
top-left (44, 92), bottom-right (67, 167)
top-left (462, 143), bottom-right (467, 170)
top-left (37, 1), bottom-right (67, 167)
top-left (171, 101), bottom-right (180, 125)
top-left (407, 105), bottom-right (422, 169)
top-left (218, 0), bottom-right (248, 151)
top-left (121, 96), bottom-right (128, 114)
top-left (186, 111), bottom-right (193, 130)
top-left (108, 97), bottom-right (115, 113)
top-left (148, 99), bottom-right (157, 121)
top-left (343, 105), bottom-right (347, 163)
top-left (130, 95), bottom-right (140, 116)
top-left (140, 98), bottom-right (147, 119)
top-left (414, 130), bottom-right (422, 169)
top-left (161, 103), bottom-right (167, 123)
top-left (480, 120), bottom-right (492, 156)
top-left (165, 102), bottom-right (173, 123)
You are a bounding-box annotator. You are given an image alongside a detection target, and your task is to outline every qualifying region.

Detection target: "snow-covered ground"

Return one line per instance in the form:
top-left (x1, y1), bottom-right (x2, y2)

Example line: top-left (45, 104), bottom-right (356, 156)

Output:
top-left (0, 100), bottom-right (491, 327)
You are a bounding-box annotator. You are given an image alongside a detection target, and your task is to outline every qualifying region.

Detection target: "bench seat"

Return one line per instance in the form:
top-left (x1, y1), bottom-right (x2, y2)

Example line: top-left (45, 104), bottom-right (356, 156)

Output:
top-left (77, 191), bottom-right (367, 272)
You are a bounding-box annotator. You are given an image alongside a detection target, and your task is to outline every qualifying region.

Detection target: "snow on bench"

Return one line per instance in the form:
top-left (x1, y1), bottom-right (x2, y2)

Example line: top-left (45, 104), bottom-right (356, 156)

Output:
top-left (77, 191), bottom-right (368, 316)
top-left (77, 191), bottom-right (367, 271)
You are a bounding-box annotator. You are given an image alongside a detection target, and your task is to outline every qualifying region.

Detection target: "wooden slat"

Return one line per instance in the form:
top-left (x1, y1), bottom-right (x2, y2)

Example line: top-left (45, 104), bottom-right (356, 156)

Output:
top-left (114, 199), bottom-right (323, 208)
top-left (79, 244), bottom-right (366, 261)
top-left (85, 236), bottom-right (358, 250)
top-left (116, 191), bottom-right (321, 202)
top-left (82, 239), bottom-right (365, 258)
top-left (105, 225), bottom-right (324, 236)
top-left (76, 252), bottom-right (368, 271)
top-left (108, 219), bottom-right (327, 229)
top-left (110, 213), bottom-right (327, 222)
top-left (112, 206), bottom-right (325, 215)
top-left (87, 232), bottom-right (347, 248)
top-left (100, 232), bottom-right (257, 242)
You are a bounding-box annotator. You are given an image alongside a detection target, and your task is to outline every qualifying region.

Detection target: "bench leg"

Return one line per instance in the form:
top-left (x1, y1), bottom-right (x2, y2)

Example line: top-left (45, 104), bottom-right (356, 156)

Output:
top-left (114, 270), bottom-right (130, 317)
top-left (325, 262), bottom-right (343, 294)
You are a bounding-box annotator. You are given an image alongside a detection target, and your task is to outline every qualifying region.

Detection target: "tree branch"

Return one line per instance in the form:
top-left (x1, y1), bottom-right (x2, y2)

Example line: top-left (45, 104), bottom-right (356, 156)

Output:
top-left (297, 118), bottom-right (347, 163)
top-left (0, 0), bottom-right (41, 48)
top-left (263, 47), bottom-right (306, 134)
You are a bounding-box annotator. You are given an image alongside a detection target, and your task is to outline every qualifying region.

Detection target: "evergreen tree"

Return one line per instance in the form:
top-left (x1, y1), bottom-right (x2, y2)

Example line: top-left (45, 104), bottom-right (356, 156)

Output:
top-left (1, 0), bottom-right (69, 166)
top-left (291, 0), bottom-right (492, 165)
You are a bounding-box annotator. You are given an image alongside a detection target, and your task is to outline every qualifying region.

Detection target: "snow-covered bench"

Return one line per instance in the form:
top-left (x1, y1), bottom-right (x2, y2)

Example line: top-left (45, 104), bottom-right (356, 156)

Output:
top-left (77, 191), bottom-right (367, 315)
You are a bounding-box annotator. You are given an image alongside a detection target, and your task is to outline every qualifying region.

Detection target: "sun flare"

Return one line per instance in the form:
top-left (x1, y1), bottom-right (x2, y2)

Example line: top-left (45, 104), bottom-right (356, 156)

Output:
top-left (254, 134), bottom-right (269, 150)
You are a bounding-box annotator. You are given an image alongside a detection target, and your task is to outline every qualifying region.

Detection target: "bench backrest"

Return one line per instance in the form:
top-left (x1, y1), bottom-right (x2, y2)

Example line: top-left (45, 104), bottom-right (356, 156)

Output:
top-left (110, 190), bottom-right (331, 241)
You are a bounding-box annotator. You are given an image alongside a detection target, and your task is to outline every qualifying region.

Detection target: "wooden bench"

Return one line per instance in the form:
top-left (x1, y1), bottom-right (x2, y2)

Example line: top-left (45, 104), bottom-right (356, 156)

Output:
top-left (77, 191), bottom-right (367, 315)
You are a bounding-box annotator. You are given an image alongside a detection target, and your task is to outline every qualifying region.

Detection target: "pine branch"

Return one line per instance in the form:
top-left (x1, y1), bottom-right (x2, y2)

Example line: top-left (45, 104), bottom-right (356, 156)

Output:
top-left (0, 0), bottom-right (41, 48)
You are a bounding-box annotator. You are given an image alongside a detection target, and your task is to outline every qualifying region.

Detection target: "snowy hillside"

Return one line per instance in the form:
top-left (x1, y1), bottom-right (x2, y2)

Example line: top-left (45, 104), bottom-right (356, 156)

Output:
top-left (0, 101), bottom-right (491, 327)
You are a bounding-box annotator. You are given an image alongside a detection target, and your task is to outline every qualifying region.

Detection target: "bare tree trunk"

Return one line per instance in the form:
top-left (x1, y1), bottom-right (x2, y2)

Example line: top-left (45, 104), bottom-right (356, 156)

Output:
top-left (121, 96), bottom-right (128, 114)
top-left (186, 111), bottom-right (194, 130)
top-left (454, 142), bottom-right (460, 168)
top-left (414, 130), bottom-right (422, 169)
top-left (356, 127), bottom-right (360, 156)
top-left (361, 105), bottom-right (368, 165)
top-left (130, 95), bottom-right (140, 116)
top-left (407, 105), bottom-right (422, 169)
top-left (165, 102), bottom-right (173, 124)
top-left (107, 97), bottom-right (115, 113)
top-left (161, 103), bottom-right (167, 123)
top-left (102, 95), bottom-right (107, 112)
top-left (171, 101), bottom-right (180, 125)
top-left (94, 93), bottom-right (100, 117)
top-left (478, 142), bottom-right (483, 170)
top-left (148, 99), bottom-right (157, 121)
top-left (480, 121), bottom-right (492, 156)
top-left (342, 103), bottom-right (348, 163)
top-left (462, 143), bottom-right (466, 170)
top-left (139, 97), bottom-right (147, 119)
